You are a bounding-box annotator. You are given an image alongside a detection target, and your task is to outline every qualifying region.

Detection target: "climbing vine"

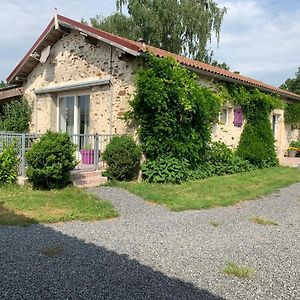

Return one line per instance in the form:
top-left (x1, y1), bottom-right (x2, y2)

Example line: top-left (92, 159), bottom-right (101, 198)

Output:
top-left (126, 54), bottom-right (222, 167)
top-left (221, 84), bottom-right (282, 167)
top-left (284, 103), bottom-right (300, 125)
top-left (125, 54), bottom-right (284, 183)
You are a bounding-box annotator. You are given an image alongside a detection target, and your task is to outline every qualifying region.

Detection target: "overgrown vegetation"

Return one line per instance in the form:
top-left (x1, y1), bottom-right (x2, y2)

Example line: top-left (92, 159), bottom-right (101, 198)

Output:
top-left (189, 142), bottom-right (256, 180)
top-left (0, 97), bottom-right (31, 132)
top-left (0, 143), bottom-right (19, 185)
top-left (250, 216), bottom-right (278, 226)
top-left (0, 80), bottom-right (7, 88)
top-left (26, 131), bottom-right (76, 189)
top-left (222, 85), bottom-right (281, 168)
top-left (223, 262), bottom-right (255, 278)
top-left (284, 103), bottom-right (300, 126)
top-left (116, 167), bottom-right (300, 211)
top-left (103, 135), bottom-right (141, 181)
top-left (126, 54), bottom-right (221, 169)
top-left (141, 156), bottom-right (190, 184)
top-left (121, 55), bottom-right (283, 183)
top-left (0, 186), bottom-right (118, 226)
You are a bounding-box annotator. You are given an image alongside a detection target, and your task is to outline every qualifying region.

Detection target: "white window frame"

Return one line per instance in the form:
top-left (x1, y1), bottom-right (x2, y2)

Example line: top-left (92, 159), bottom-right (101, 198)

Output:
top-left (219, 108), bottom-right (229, 125)
top-left (56, 91), bottom-right (90, 135)
top-left (272, 113), bottom-right (281, 137)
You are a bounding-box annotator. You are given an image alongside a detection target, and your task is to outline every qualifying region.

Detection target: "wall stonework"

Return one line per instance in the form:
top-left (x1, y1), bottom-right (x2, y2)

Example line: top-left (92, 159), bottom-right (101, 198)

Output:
top-left (22, 30), bottom-right (298, 160)
top-left (212, 106), bottom-right (244, 149)
top-left (24, 31), bottom-right (140, 135)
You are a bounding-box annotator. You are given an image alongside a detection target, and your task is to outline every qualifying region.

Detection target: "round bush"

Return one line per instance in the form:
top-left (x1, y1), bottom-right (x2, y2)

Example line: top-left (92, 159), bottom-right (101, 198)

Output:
top-left (26, 131), bottom-right (76, 189)
top-left (102, 135), bottom-right (142, 181)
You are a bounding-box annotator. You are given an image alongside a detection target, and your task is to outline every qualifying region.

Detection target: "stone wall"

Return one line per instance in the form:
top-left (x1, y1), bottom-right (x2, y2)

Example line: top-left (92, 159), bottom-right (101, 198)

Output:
top-left (24, 31), bottom-right (141, 135)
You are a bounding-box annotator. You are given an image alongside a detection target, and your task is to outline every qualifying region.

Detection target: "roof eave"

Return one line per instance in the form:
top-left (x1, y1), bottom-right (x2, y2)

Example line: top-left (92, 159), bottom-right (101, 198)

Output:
top-left (58, 19), bottom-right (140, 57)
top-left (185, 65), bottom-right (300, 102)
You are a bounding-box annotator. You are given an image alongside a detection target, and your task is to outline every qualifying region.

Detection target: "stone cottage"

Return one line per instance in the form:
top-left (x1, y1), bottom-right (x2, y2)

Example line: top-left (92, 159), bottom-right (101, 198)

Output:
top-left (5, 14), bottom-right (300, 162)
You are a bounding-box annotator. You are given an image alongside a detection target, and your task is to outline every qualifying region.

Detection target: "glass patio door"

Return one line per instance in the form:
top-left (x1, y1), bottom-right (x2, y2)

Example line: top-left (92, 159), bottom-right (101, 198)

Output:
top-left (59, 96), bottom-right (75, 135)
top-left (58, 95), bottom-right (90, 136)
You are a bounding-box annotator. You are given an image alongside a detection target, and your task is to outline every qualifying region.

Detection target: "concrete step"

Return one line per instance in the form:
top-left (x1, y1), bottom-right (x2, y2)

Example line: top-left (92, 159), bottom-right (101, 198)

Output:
top-left (71, 170), bottom-right (108, 188)
top-left (71, 170), bottom-right (102, 180)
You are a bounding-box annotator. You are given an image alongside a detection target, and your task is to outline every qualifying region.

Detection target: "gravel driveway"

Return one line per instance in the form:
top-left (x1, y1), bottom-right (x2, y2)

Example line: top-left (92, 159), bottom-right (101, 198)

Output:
top-left (1, 183), bottom-right (300, 299)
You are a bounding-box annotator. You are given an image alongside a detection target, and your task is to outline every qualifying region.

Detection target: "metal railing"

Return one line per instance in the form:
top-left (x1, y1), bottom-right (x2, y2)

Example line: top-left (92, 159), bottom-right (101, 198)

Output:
top-left (0, 132), bottom-right (118, 177)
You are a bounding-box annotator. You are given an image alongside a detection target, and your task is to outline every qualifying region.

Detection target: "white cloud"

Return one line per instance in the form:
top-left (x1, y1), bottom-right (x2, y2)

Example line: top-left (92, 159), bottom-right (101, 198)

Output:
top-left (212, 0), bottom-right (300, 86)
top-left (1, 0), bottom-right (299, 86)
top-left (0, 0), bottom-right (116, 81)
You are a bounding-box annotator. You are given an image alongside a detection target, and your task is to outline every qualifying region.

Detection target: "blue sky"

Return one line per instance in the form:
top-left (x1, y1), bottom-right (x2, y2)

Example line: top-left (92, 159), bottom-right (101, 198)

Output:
top-left (1, 0), bottom-right (299, 87)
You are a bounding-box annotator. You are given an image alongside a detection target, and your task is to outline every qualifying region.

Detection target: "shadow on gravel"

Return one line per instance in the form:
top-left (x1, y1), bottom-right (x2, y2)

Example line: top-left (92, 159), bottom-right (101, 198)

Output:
top-left (0, 222), bottom-right (225, 300)
top-left (0, 202), bottom-right (37, 226)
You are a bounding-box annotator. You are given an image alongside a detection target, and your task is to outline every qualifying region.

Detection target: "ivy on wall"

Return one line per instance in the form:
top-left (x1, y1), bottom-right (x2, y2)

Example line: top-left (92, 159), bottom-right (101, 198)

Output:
top-left (284, 103), bottom-right (300, 125)
top-left (126, 54), bottom-right (283, 172)
top-left (126, 54), bottom-right (222, 167)
top-left (222, 84), bottom-right (282, 167)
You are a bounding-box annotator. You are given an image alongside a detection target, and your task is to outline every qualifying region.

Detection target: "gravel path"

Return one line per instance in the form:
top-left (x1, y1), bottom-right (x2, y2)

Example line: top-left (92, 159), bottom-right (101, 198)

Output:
top-left (1, 184), bottom-right (300, 299)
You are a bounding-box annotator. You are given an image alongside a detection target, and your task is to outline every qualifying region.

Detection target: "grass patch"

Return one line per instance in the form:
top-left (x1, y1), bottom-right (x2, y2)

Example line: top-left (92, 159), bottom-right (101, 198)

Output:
top-left (223, 262), bottom-right (255, 278)
top-left (250, 215), bottom-right (278, 226)
top-left (208, 220), bottom-right (223, 227)
top-left (116, 167), bottom-right (300, 211)
top-left (40, 246), bottom-right (64, 257)
top-left (0, 186), bottom-right (118, 226)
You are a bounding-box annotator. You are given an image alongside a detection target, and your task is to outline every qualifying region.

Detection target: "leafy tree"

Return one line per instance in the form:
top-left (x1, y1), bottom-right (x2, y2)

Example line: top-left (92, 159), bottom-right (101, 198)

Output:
top-left (90, 0), bottom-right (226, 61)
top-left (210, 60), bottom-right (230, 70)
top-left (0, 97), bottom-right (31, 132)
top-left (0, 81), bottom-right (7, 88)
top-left (280, 67), bottom-right (300, 95)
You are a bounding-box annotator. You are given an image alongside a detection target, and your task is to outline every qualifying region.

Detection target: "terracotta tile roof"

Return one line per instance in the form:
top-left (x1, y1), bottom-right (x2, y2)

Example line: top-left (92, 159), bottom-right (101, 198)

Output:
top-left (7, 14), bottom-right (300, 101)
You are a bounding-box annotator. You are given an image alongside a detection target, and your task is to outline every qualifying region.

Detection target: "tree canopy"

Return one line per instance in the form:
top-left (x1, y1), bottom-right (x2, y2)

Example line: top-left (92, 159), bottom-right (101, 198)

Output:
top-left (0, 81), bottom-right (7, 88)
top-left (89, 0), bottom-right (227, 61)
top-left (280, 67), bottom-right (300, 95)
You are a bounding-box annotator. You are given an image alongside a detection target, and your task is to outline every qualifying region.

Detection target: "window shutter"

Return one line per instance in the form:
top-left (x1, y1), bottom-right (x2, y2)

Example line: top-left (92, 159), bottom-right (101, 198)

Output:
top-left (234, 108), bottom-right (243, 127)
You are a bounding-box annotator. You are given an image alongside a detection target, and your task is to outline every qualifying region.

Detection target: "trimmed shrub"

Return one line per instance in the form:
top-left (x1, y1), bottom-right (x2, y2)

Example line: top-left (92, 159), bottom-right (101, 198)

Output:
top-left (0, 143), bottom-right (19, 185)
top-left (141, 156), bottom-right (190, 184)
top-left (26, 131), bottom-right (76, 189)
top-left (0, 97), bottom-right (31, 132)
top-left (102, 135), bottom-right (142, 181)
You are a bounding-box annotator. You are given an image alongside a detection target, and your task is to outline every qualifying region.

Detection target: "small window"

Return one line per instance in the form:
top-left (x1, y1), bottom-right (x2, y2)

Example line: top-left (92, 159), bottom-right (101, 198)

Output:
top-left (219, 108), bottom-right (228, 125)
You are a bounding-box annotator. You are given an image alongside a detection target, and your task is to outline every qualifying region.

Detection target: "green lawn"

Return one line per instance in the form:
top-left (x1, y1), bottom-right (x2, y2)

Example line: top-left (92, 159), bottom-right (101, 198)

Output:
top-left (0, 186), bottom-right (118, 226)
top-left (117, 167), bottom-right (300, 211)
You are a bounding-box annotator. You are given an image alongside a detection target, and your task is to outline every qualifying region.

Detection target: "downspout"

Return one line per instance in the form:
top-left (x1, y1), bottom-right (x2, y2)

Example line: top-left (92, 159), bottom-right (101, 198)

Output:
top-left (109, 45), bottom-right (113, 135)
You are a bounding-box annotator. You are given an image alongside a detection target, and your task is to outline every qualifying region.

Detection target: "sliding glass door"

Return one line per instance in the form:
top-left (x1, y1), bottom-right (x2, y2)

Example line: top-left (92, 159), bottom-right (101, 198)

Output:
top-left (78, 95), bottom-right (90, 135)
top-left (59, 96), bottom-right (75, 135)
top-left (58, 94), bottom-right (90, 135)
